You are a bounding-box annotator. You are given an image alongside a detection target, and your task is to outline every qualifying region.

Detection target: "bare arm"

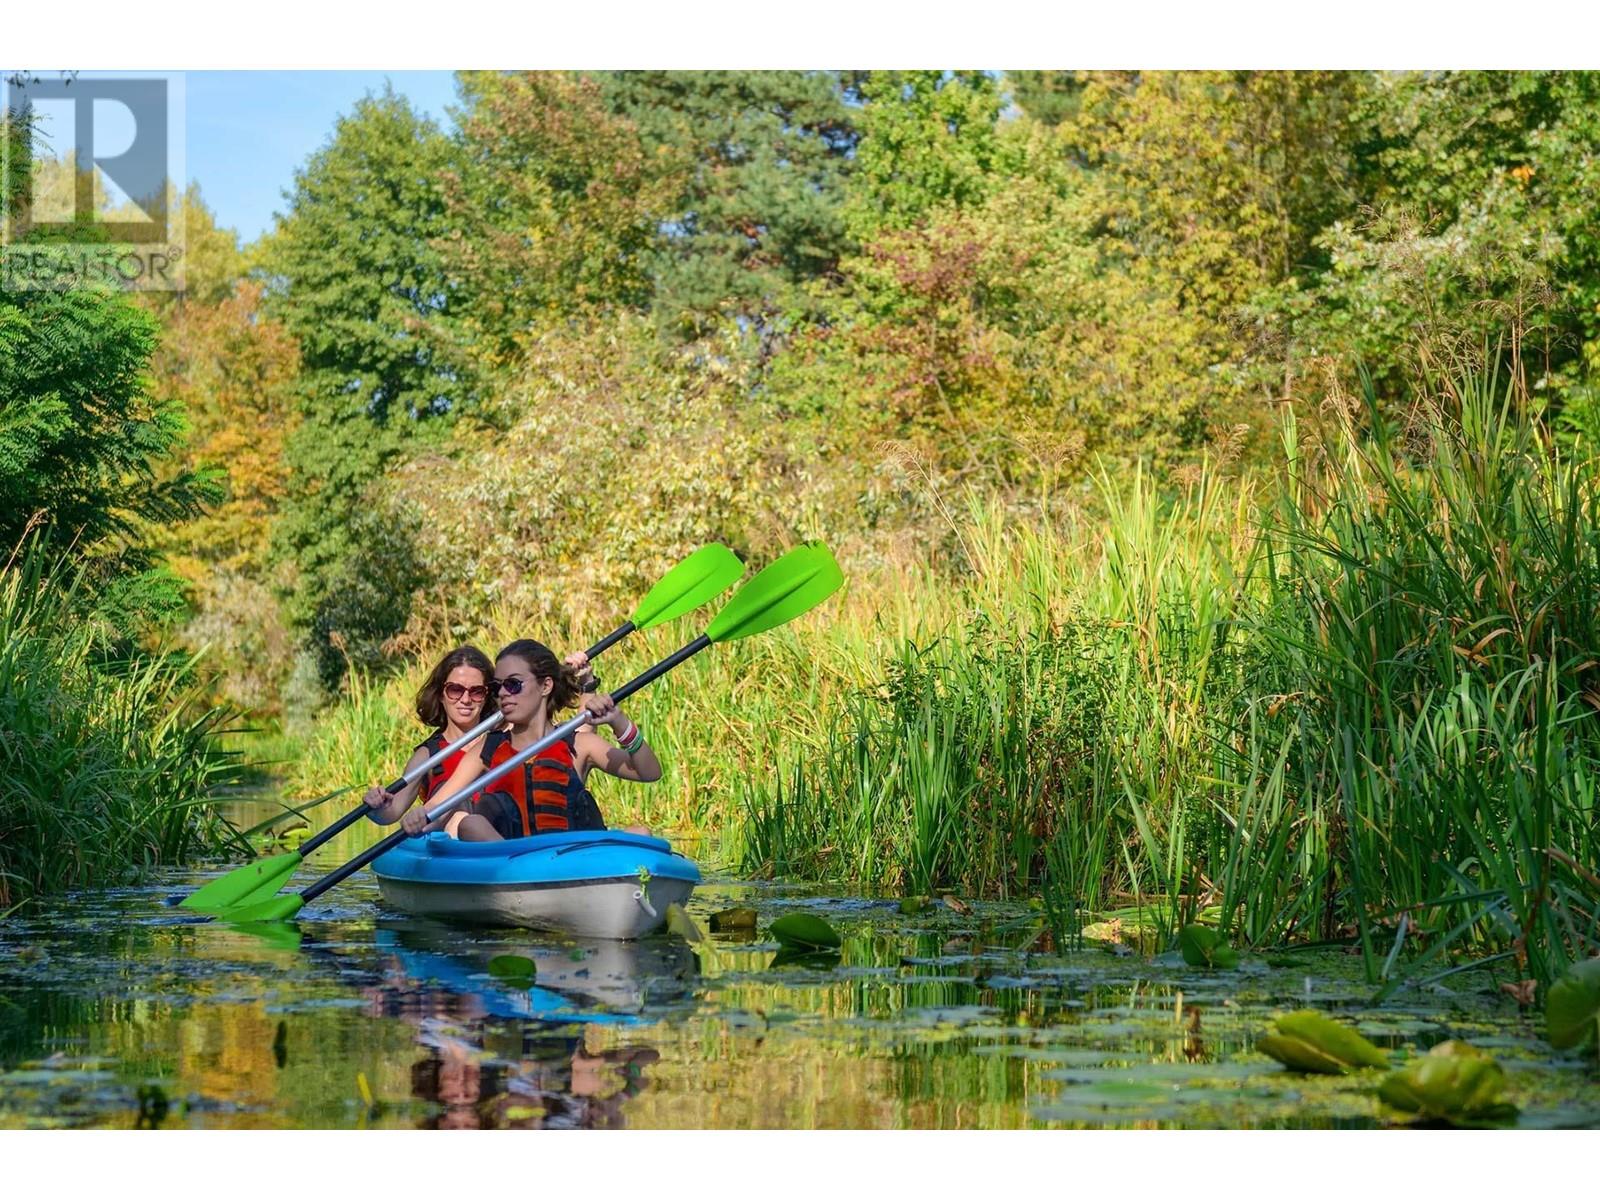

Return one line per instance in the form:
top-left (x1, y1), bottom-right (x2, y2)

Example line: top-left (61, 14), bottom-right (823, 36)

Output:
top-left (577, 729), bottom-right (662, 783)
top-left (575, 694), bottom-right (662, 784)
top-left (362, 747), bottom-right (429, 824)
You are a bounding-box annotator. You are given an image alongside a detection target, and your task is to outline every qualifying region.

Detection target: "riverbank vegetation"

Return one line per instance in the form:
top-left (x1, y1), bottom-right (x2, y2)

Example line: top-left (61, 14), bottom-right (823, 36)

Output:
top-left (1, 110), bottom-right (246, 901)
top-left (6, 71), bottom-right (1600, 986)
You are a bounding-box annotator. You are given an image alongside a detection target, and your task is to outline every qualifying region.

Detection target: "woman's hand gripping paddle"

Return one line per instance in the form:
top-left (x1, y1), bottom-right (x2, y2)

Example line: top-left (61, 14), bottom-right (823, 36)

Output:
top-left (178, 544), bottom-right (745, 913)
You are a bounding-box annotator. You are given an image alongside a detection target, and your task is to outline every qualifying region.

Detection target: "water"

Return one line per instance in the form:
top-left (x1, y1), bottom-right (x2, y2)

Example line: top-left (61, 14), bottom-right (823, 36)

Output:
top-left (2, 853), bottom-right (1597, 1128)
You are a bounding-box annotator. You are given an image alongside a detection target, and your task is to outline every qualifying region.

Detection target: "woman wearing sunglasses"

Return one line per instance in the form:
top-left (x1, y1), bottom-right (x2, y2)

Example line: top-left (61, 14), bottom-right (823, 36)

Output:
top-left (362, 646), bottom-right (498, 825)
top-left (400, 639), bottom-right (660, 842)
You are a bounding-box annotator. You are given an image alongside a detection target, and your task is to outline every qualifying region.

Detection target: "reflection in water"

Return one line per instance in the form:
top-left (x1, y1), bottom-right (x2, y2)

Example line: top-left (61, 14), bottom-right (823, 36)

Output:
top-left (361, 923), bottom-right (694, 1129)
top-left (4, 872), bottom-right (1600, 1129)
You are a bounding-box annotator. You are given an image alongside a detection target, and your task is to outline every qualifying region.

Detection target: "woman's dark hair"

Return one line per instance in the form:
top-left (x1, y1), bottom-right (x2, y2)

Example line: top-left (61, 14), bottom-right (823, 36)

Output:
top-left (496, 639), bottom-right (580, 716)
top-left (414, 645), bottom-right (494, 729)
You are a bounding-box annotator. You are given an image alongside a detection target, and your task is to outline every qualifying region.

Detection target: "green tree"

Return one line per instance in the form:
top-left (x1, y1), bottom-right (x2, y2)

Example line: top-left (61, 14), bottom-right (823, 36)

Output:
top-left (0, 286), bottom-right (221, 626)
top-left (1285, 72), bottom-right (1600, 428)
top-left (596, 70), bottom-right (863, 340)
top-left (261, 88), bottom-right (469, 680)
top-left (441, 71), bottom-right (670, 369)
top-left (844, 71), bottom-right (1009, 241)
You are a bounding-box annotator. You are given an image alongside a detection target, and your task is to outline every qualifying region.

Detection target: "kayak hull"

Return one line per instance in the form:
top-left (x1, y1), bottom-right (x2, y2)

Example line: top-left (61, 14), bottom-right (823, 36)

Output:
top-left (371, 831), bottom-right (699, 940)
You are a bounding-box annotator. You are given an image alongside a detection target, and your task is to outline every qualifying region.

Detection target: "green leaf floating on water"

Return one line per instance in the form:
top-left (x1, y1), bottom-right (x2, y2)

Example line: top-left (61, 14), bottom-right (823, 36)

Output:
top-left (1257, 1010), bottom-right (1389, 1074)
top-left (769, 913), bottom-right (841, 950)
top-left (1178, 924), bottom-right (1239, 969)
top-left (665, 902), bottom-right (705, 943)
top-left (1545, 957), bottom-right (1600, 1051)
top-left (1378, 1040), bottom-right (1518, 1126)
top-left (769, 945), bottom-right (842, 969)
top-left (898, 896), bottom-right (932, 915)
top-left (487, 954), bottom-right (537, 987)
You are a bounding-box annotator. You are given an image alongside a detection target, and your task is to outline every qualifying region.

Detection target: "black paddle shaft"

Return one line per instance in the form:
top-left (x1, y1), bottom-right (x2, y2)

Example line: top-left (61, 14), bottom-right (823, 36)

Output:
top-left (583, 620), bottom-right (635, 661)
top-left (296, 634), bottom-right (713, 906)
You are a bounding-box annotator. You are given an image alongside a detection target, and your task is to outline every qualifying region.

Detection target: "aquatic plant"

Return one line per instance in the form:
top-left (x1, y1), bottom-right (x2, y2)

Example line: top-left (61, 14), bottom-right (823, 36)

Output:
top-left (1178, 925), bottom-right (1240, 969)
top-left (487, 954), bottom-right (537, 986)
top-left (1257, 1010), bottom-right (1389, 1074)
top-left (1545, 957), bottom-right (1600, 1054)
top-left (770, 913), bottom-right (842, 950)
top-left (1377, 1041), bottom-right (1517, 1126)
top-left (0, 543), bottom-right (246, 904)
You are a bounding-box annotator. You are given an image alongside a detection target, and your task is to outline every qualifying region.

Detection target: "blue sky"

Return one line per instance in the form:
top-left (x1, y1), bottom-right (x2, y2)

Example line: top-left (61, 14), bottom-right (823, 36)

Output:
top-left (187, 70), bottom-right (460, 244)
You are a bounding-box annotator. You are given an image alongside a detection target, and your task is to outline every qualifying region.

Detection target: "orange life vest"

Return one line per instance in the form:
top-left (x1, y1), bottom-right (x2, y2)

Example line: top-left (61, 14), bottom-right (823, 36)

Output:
top-left (475, 730), bottom-right (587, 837)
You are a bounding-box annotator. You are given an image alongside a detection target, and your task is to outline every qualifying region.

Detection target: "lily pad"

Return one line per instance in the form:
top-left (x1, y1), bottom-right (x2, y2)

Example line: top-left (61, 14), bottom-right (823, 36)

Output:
top-left (1258, 1010), bottom-right (1388, 1074)
top-left (1178, 925), bottom-right (1239, 969)
top-left (769, 945), bottom-right (842, 970)
top-left (769, 913), bottom-right (841, 950)
top-left (708, 907), bottom-right (758, 932)
top-left (1545, 957), bottom-right (1600, 1052)
top-left (898, 896), bottom-right (932, 915)
top-left (487, 954), bottom-right (537, 987)
top-left (1378, 1040), bottom-right (1518, 1125)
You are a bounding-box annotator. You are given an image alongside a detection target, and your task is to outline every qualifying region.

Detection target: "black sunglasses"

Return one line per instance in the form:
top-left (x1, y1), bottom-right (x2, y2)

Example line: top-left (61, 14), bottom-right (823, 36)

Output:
top-left (491, 674), bottom-right (538, 697)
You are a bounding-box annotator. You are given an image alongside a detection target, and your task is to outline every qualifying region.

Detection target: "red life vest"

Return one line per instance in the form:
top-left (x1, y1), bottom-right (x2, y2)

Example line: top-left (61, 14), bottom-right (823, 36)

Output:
top-left (415, 729), bottom-right (470, 801)
top-left (476, 730), bottom-right (587, 837)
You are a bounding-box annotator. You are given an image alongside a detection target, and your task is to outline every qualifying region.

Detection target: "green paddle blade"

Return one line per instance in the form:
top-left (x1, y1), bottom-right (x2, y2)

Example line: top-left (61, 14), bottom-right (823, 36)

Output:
top-left (631, 543), bottom-right (745, 629)
top-left (217, 920), bottom-right (305, 952)
top-left (214, 892), bottom-right (306, 925)
top-left (180, 850), bottom-right (303, 912)
top-left (706, 542), bottom-right (843, 643)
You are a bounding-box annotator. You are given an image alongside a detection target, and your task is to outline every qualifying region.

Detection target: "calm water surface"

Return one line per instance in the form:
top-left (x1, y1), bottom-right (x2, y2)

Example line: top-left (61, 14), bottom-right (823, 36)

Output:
top-left (2, 837), bottom-right (1598, 1129)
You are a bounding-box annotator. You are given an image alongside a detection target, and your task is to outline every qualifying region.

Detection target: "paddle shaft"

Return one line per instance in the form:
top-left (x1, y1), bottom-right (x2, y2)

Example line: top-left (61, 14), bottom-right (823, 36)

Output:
top-left (296, 622), bottom-right (638, 862)
top-left (583, 620), bottom-right (635, 661)
top-left (297, 634), bottom-right (713, 906)
top-left (293, 710), bottom-right (507, 859)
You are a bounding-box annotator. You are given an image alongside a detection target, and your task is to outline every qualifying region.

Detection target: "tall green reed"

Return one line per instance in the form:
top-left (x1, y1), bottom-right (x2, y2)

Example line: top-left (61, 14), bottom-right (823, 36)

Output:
top-left (1243, 372), bottom-right (1600, 985)
top-left (0, 544), bottom-right (246, 906)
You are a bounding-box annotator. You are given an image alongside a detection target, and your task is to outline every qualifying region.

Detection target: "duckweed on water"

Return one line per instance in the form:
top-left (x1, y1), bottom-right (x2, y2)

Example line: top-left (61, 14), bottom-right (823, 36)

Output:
top-left (1, 869), bottom-right (1598, 1129)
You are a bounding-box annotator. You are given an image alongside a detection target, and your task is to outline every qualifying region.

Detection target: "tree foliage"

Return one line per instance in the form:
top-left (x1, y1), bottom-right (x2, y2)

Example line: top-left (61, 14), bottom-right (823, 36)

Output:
top-left (596, 70), bottom-right (863, 340)
top-left (0, 285), bottom-right (221, 629)
top-left (261, 88), bottom-right (470, 667)
top-left (441, 71), bottom-right (672, 368)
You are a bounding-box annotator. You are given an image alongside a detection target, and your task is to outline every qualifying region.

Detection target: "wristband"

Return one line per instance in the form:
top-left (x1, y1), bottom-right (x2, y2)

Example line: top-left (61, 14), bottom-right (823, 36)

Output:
top-left (621, 723), bottom-right (645, 754)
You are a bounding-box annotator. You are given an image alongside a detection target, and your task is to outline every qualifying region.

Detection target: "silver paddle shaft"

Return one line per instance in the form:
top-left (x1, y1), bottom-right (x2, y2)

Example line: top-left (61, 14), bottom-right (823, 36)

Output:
top-left (418, 710), bottom-right (591, 826)
top-left (388, 710), bottom-right (506, 791)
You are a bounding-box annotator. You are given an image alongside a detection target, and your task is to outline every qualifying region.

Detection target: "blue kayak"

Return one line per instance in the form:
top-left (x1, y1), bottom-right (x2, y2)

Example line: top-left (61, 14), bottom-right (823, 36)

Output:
top-left (371, 830), bottom-right (700, 939)
top-left (373, 925), bottom-right (698, 1021)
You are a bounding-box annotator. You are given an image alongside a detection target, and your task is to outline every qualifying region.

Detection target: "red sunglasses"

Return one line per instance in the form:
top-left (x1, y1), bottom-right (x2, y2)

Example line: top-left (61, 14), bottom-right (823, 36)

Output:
top-left (443, 682), bottom-right (489, 703)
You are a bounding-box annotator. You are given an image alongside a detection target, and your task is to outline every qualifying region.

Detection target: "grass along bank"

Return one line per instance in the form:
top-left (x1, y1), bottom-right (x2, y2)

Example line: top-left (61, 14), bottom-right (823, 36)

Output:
top-left (742, 371), bottom-right (1600, 989)
top-left (0, 544), bottom-right (248, 908)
